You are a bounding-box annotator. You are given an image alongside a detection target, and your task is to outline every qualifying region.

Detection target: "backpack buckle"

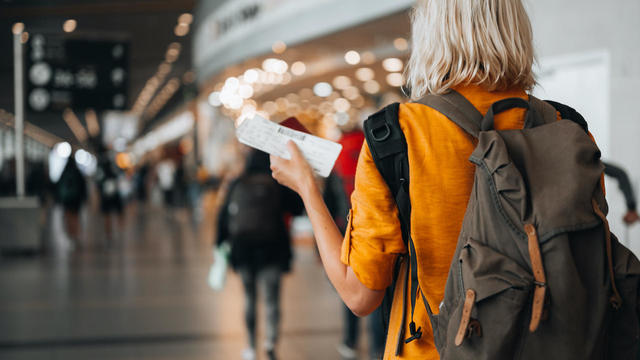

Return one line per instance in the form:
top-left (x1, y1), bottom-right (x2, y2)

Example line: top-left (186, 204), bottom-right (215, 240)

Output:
top-left (533, 281), bottom-right (546, 288)
top-left (370, 123), bottom-right (391, 141)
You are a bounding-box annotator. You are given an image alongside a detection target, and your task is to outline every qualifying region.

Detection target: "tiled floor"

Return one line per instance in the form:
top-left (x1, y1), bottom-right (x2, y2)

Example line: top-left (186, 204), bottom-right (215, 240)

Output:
top-left (0, 200), bottom-right (376, 360)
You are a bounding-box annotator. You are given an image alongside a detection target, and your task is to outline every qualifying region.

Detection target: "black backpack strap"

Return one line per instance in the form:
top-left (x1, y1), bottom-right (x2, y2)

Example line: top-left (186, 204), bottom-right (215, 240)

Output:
top-left (543, 100), bottom-right (589, 133)
top-left (363, 103), bottom-right (433, 353)
top-left (417, 90), bottom-right (483, 138)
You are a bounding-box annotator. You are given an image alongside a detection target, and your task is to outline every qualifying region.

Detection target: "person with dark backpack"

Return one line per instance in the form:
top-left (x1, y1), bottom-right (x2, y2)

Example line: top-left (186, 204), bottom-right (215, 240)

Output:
top-left (269, 0), bottom-right (640, 359)
top-left (603, 161), bottom-right (640, 226)
top-left (217, 149), bottom-right (302, 360)
top-left (56, 155), bottom-right (87, 247)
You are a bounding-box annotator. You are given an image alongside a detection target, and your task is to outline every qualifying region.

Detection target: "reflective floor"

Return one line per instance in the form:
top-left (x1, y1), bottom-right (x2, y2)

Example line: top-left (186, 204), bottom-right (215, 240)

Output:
top-left (0, 197), bottom-right (369, 360)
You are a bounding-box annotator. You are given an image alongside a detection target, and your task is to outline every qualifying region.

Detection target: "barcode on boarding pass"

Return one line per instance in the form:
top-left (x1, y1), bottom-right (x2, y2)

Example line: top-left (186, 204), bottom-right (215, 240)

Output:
top-left (277, 127), bottom-right (306, 141)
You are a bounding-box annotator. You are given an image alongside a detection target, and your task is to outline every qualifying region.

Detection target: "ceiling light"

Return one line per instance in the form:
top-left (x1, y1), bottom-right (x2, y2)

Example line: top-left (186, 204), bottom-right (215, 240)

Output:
top-left (386, 73), bottom-right (405, 87)
top-left (345, 50), bottom-right (361, 65)
top-left (275, 98), bottom-right (289, 112)
top-left (383, 58), bottom-right (404, 72)
top-left (361, 51), bottom-right (376, 65)
top-left (238, 84), bottom-right (254, 99)
top-left (208, 92), bottom-right (221, 107)
top-left (262, 101), bottom-right (277, 115)
top-left (262, 58), bottom-right (277, 72)
top-left (332, 76), bottom-right (351, 90)
top-left (291, 61), bottom-right (306, 76)
top-left (342, 86), bottom-right (360, 100)
top-left (393, 37), bottom-right (409, 51)
top-left (228, 96), bottom-right (243, 110)
top-left (275, 60), bottom-right (288, 74)
top-left (243, 69), bottom-right (259, 83)
top-left (174, 23), bottom-right (189, 37)
top-left (272, 40), bottom-right (287, 54)
top-left (224, 77), bottom-right (240, 92)
top-left (313, 82), bottom-right (333, 97)
top-left (355, 67), bottom-right (375, 82)
top-left (262, 58), bottom-right (288, 74)
top-left (282, 72), bottom-right (292, 85)
top-left (178, 13), bottom-right (193, 25)
top-left (334, 112), bottom-right (349, 126)
top-left (55, 142), bottom-right (72, 158)
top-left (158, 63), bottom-right (172, 75)
top-left (63, 19), bottom-right (77, 33)
top-left (363, 80), bottom-right (380, 94)
top-left (333, 98), bottom-right (351, 113)
top-left (299, 88), bottom-right (314, 99)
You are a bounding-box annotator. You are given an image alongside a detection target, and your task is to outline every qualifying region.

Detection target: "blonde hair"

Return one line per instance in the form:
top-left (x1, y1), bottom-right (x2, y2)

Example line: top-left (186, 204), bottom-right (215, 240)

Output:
top-left (406, 0), bottom-right (536, 99)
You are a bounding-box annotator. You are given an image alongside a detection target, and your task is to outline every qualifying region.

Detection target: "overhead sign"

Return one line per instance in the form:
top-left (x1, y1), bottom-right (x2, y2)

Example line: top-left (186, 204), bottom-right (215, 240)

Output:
top-left (25, 33), bottom-right (129, 112)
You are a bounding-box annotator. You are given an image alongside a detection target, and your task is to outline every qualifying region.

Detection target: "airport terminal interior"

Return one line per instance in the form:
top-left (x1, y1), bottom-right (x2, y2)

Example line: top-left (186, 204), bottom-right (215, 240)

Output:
top-left (0, 0), bottom-right (639, 359)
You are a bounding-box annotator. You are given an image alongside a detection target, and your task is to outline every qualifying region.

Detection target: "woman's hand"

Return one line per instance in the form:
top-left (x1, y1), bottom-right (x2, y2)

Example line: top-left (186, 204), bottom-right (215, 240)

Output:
top-left (269, 141), bottom-right (316, 198)
top-left (270, 140), bottom-right (384, 316)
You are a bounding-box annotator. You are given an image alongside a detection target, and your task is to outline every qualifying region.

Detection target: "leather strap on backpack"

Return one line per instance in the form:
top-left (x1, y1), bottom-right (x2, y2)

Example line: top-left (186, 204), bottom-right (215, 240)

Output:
top-left (525, 224), bottom-right (547, 332)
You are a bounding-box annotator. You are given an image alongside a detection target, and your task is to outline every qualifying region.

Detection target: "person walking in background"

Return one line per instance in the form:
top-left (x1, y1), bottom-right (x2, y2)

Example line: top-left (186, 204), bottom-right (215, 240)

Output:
top-left (603, 161), bottom-right (639, 225)
top-left (95, 153), bottom-right (124, 247)
top-left (324, 128), bottom-right (385, 360)
top-left (56, 155), bottom-right (87, 248)
top-left (156, 159), bottom-right (176, 207)
top-left (216, 149), bottom-right (303, 360)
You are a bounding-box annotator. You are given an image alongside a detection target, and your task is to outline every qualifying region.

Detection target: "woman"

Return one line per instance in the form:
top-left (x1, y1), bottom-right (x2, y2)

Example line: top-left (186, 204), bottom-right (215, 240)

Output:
top-left (270, 0), bottom-right (537, 358)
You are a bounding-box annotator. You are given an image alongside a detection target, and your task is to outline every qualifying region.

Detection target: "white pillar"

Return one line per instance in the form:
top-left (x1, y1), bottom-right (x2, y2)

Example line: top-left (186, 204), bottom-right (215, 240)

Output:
top-left (13, 27), bottom-right (25, 198)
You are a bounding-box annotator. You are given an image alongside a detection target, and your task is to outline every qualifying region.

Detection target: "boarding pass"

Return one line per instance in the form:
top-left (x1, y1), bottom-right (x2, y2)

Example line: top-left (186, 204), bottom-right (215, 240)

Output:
top-left (236, 115), bottom-right (342, 177)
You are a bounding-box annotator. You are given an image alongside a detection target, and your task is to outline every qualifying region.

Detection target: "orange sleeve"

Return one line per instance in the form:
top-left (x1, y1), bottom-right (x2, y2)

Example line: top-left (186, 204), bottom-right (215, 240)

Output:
top-left (340, 142), bottom-right (406, 291)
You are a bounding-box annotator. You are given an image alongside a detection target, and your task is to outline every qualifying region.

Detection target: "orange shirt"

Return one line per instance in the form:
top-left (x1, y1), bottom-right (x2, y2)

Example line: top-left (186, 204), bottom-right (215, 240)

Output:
top-left (340, 85), bottom-right (532, 359)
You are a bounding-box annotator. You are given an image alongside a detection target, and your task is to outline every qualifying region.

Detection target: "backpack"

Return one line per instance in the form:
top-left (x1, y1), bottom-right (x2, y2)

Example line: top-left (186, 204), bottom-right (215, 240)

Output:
top-left (226, 172), bottom-right (284, 242)
top-left (58, 169), bottom-right (83, 205)
top-left (363, 90), bottom-right (640, 359)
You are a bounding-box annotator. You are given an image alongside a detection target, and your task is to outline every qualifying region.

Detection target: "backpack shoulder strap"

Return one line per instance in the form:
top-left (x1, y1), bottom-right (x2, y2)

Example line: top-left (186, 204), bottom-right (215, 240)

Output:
top-left (363, 102), bottom-right (410, 242)
top-left (364, 103), bottom-right (419, 351)
top-left (363, 103), bottom-right (435, 351)
top-left (416, 90), bottom-right (483, 138)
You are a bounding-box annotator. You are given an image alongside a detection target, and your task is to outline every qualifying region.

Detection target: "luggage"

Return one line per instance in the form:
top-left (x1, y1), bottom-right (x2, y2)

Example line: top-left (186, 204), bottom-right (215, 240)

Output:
top-left (364, 91), bottom-right (640, 359)
top-left (226, 173), bottom-right (284, 242)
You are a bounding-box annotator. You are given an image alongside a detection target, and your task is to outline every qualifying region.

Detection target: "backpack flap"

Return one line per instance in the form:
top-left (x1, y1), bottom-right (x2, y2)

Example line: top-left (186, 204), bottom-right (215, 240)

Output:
top-left (475, 120), bottom-right (604, 240)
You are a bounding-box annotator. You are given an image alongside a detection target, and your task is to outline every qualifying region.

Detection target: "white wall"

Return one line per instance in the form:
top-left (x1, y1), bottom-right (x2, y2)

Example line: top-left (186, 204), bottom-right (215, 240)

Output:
top-left (527, 0), bottom-right (640, 254)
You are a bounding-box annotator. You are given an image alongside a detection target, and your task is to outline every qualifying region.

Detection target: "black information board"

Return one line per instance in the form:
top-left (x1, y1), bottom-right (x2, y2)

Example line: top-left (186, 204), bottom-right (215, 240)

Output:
top-left (25, 33), bottom-right (129, 112)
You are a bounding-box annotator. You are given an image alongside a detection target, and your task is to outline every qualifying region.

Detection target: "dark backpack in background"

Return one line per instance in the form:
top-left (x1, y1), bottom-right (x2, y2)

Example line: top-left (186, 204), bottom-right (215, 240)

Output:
top-left (226, 173), bottom-right (284, 243)
top-left (364, 91), bottom-right (640, 359)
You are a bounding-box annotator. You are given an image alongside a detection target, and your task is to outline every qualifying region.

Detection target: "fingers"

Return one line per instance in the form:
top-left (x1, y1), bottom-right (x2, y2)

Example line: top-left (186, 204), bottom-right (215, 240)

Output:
top-left (269, 154), bottom-right (287, 184)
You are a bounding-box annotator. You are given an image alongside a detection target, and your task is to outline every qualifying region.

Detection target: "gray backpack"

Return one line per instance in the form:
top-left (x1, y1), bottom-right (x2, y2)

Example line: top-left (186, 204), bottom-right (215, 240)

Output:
top-left (364, 91), bottom-right (640, 359)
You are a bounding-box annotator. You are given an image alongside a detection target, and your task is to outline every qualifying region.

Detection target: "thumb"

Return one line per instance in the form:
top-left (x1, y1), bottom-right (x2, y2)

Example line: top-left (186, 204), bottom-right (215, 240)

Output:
top-left (286, 140), bottom-right (304, 161)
